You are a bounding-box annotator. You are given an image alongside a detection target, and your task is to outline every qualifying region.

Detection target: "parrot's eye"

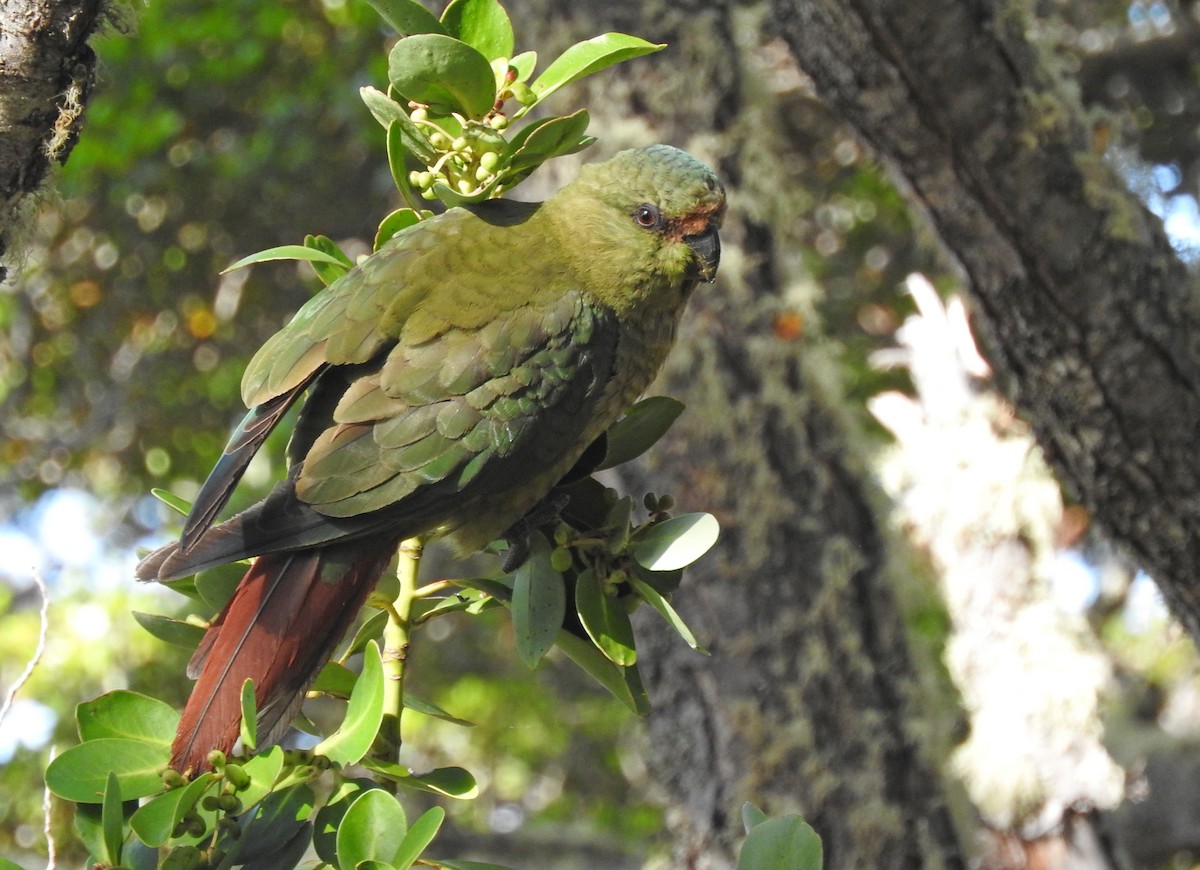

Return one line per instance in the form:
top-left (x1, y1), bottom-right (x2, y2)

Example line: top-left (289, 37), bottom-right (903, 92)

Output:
top-left (634, 204), bottom-right (662, 229)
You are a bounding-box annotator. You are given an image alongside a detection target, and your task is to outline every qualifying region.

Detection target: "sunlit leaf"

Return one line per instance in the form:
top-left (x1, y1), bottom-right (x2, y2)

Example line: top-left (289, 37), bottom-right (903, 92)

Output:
top-left (599, 396), bottom-right (685, 470)
top-left (220, 244), bottom-right (350, 275)
top-left (303, 234), bottom-right (353, 286)
top-left (132, 611), bottom-right (205, 650)
top-left (240, 678), bottom-right (257, 752)
top-left (629, 575), bottom-right (707, 653)
top-left (234, 745), bottom-right (285, 811)
top-left (100, 771), bottom-right (123, 867)
top-left (574, 568), bottom-right (636, 666)
top-left (529, 34), bottom-right (664, 104)
top-left (336, 789), bottom-right (408, 868)
top-left (402, 693), bottom-right (474, 727)
top-left (393, 806), bottom-right (446, 870)
top-left (509, 50), bottom-right (537, 82)
top-left (440, 0), bottom-right (513, 61)
top-left (742, 801), bottom-right (770, 833)
top-left (76, 691), bottom-right (178, 746)
top-left (375, 207), bottom-right (423, 250)
top-left (503, 109), bottom-right (590, 174)
top-left (313, 779), bottom-right (376, 863)
top-left (313, 640), bottom-right (385, 766)
top-left (150, 487), bottom-right (191, 516)
top-left (45, 739), bottom-right (169, 803)
top-left (130, 772), bottom-right (218, 847)
top-left (365, 0), bottom-right (446, 36)
top-left (312, 661), bottom-right (357, 699)
top-left (633, 513), bottom-right (720, 572)
top-left (360, 760), bottom-right (479, 799)
top-left (388, 34), bottom-right (497, 119)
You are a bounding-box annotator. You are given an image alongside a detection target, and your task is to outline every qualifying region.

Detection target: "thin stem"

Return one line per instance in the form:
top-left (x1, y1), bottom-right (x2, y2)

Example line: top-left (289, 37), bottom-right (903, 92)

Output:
top-left (378, 536), bottom-right (423, 767)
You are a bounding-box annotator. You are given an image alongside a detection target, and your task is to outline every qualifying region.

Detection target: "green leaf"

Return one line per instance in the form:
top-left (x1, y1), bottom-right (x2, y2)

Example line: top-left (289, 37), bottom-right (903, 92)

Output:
top-left (502, 110), bottom-right (590, 174)
top-left (511, 533), bottom-right (564, 667)
top-left (375, 207), bottom-right (423, 250)
top-left (313, 640), bottom-right (385, 766)
top-left (633, 513), bottom-right (720, 572)
top-left (529, 34), bottom-right (665, 104)
top-left (303, 234), bottom-right (354, 286)
top-left (234, 745), bottom-right (286, 810)
top-left (195, 561), bottom-right (244, 612)
top-left (603, 494), bottom-right (633, 552)
top-left (393, 806), bottom-right (446, 870)
top-left (100, 771), bottom-right (123, 867)
top-left (347, 609), bottom-right (390, 658)
top-left (554, 630), bottom-right (650, 716)
top-left (312, 661), bottom-right (358, 698)
top-left (240, 678), bottom-right (257, 752)
top-left (737, 814), bottom-right (824, 870)
top-left (365, 0), bottom-right (446, 36)
top-left (45, 738), bottom-right (170, 803)
top-left (132, 611), bottom-right (205, 650)
top-left (402, 693), bottom-right (474, 727)
top-left (336, 789), bottom-right (408, 868)
top-left (440, 0), bottom-right (513, 61)
top-left (361, 88), bottom-right (439, 166)
top-left (130, 773), bottom-right (218, 847)
top-left (150, 487), bottom-right (190, 516)
top-left (360, 761), bottom-right (479, 799)
top-left (314, 778), bottom-right (381, 864)
top-left (76, 691), bottom-right (178, 746)
top-left (240, 820), bottom-right (313, 870)
top-left (574, 568), bottom-right (637, 666)
top-left (742, 801), bottom-right (770, 833)
top-left (388, 34), bottom-right (497, 119)
top-left (628, 575), bottom-right (707, 653)
top-left (509, 50), bottom-right (537, 83)
top-left (0, 860), bottom-right (26, 870)
top-left (599, 396), bottom-right (686, 470)
top-left (220, 244), bottom-right (351, 275)
top-left (232, 784), bottom-right (315, 867)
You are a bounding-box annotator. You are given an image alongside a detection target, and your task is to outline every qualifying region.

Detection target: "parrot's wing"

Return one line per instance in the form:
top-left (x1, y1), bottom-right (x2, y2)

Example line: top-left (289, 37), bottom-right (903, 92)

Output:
top-left (179, 377), bottom-right (318, 551)
top-left (144, 289), bottom-right (619, 579)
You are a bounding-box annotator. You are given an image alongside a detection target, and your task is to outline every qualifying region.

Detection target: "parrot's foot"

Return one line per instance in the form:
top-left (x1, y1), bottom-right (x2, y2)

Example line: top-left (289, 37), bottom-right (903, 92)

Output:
top-left (500, 492), bottom-right (571, 572)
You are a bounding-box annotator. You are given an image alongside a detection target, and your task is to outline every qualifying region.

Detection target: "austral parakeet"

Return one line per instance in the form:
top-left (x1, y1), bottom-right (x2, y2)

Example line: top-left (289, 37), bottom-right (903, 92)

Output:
top-left (137, 145), bottom-right (725, 774)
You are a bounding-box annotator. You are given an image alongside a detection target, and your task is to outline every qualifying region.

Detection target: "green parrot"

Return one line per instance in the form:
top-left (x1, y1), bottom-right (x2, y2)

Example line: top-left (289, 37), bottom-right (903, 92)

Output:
top-left (137, 144), bottom-right (725, 774)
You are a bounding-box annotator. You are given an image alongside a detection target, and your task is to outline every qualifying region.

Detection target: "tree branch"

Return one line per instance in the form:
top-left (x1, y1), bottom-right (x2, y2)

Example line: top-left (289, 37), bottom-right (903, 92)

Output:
top-left (0, 0), bottom-right (104, 281)
top-left (773, 0), bottom-right (1200, 637)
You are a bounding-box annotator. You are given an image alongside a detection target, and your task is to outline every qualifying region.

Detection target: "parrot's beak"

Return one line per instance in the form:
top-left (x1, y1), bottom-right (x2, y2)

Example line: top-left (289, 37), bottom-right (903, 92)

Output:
top-left (684, 224), bottom-right (721, 283)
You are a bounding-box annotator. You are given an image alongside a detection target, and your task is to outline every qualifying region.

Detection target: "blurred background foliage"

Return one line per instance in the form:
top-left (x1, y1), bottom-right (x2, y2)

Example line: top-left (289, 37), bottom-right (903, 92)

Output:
top-left (4, 0), bottom-right (1200, 866)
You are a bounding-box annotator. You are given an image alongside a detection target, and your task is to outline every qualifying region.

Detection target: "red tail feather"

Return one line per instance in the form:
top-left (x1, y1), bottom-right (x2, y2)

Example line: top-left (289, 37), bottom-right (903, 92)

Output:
top-left (171, 539), bottom-right (397, 774)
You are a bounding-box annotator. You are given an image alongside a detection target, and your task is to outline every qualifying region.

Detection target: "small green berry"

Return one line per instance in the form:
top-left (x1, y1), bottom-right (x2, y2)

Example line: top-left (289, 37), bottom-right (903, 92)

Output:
top-left (162, 768), bottom-right (186, 790)
top-left (429, 132), bottom-right (449, 150)
top-left (421, 188), bottom-right (437, 200)
top-left (489, 114), bottom-right (509, 130)
top-left (218, 793), bottom-right (243, 814)
top-left (223, 763), bottom-right (251, 791)
top-left (408, 170), bottom-right (421, 187)
top-left (479, 151), bottom-right (500, 172)
top-left (410, 107), bottom-right (428, 123)
top-left (550, 547), bottom-right (573, 572)
top-left (201, 795), bottom-right (221, 812)
top-left (658, 494), bottom-right (676, 511)
top-left (452, 136), bottom-right (468, 152)
top-left (476, 165), bottom-right (492, 182)
top-left (207, 749), bottom-right (226, 770)
top-left (457, 178), bottom-right (474, 194)
top-left (643, 492), bottom-right (659, 512)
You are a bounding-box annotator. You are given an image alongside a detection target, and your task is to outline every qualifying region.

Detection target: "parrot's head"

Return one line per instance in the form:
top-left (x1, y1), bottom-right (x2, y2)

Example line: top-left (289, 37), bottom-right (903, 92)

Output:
top-left (553, 145), bottom-right (726, 311)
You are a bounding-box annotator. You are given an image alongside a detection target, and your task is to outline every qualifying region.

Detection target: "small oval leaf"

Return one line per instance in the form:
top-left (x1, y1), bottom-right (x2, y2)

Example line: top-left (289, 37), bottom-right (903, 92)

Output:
top-left (633, 513), bottom-right (720, 572)
top-left (599, 396), bottom-right (685, 470)
top-left (440, 0), bottom-right (513, 61)
top-left (530, 34), bottom-right (665, 104)
top-left (313, 640), bottom-right (385, 766)
top-left (45, 738), bottom-right (170, 803)
top-left (511, 534), bottom-right (564, 668)
top-left (736, 814), bottom-right (824, 870)
top-left (76, 691), bottom-right (179, 746)
top-left (393, 806), bottom-right (446, 869)
top-left (336, 789), bottom-right (408, 868)
top-left (574, 568), bottom-right (637, 666)
top-left (220, 245), bottom-right (350, 275)
top-left (130, 772), bottom-right (218, 847)
top-left (388, 34), bottom-right (497, 119)
top-left (132, 612), bottom-right (205, 650)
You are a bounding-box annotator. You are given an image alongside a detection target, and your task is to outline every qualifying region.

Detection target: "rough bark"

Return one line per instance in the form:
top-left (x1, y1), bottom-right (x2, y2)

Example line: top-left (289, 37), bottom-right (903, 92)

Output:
top-left (771, 0), bottom-right (1200, 638)
top-left (514, 3), bottom-right (974, 867)
top-left (0, 0), bottom-right (103, 281)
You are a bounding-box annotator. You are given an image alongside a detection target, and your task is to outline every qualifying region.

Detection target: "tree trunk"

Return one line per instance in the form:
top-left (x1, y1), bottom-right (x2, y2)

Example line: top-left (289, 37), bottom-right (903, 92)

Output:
top-left (0, 0), bottom-right (103, 281)
top-left (773, 0), bottom-right (1200, 636)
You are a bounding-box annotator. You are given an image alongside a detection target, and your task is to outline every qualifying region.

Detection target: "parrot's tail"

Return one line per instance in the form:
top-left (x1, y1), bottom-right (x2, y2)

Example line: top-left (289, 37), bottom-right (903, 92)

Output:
top-left (170, 539), bottom-right (397, 774)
